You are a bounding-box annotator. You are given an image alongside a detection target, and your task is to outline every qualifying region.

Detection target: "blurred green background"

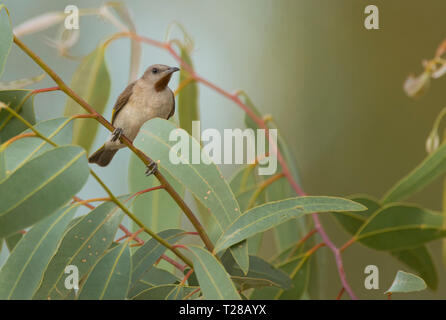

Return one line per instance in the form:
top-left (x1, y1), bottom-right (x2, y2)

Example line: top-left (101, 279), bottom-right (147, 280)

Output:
top-left (2, 0), bottom-right (446, 299)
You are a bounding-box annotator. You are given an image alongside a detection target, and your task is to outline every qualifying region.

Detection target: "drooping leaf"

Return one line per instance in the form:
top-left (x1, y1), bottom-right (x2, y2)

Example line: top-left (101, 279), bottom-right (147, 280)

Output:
top-left (33, 201), bottom-right (124, 300)
top-left (188, 245), bottom-right (241, 300)
top-left (177, 47), bottom-right (199, 135)
top-left (4, 117), bottom-right (72, 175)
top-left (64, 45), bottom-right (111, 152)
top-left (127, 266), bottom-right (179, 299)
top-left (0, 90), bottom-right (35, 141)
top-left (382, 141), bottom-right (446, 204)
top-left (130, 229), bottom-right (185, 289)
top-left (0, 5), bottom-right (12, 78)
top-left (132, 284), bottom-right (199, 300)
top-left (0, 146), bottom-right (89, 238)
top-left (385, 270), bottom-right (427, 294)
top-left (0, 205), bottom-right (76, 299)
top-left (215, 197), bottom-right (366, 252)
top-left (78, 242), bottom-right (131, 300)
top-left (134, 118), bottom-right (248, 273)
top-left (128, 154), bottom-right (182, 239)
top-left (355, 204), bottom-right (446, 251)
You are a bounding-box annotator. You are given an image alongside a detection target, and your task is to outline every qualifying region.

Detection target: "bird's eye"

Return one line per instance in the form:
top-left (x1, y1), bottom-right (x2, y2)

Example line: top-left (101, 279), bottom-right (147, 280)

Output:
top-left (152, 68), bottom-right (159, 74)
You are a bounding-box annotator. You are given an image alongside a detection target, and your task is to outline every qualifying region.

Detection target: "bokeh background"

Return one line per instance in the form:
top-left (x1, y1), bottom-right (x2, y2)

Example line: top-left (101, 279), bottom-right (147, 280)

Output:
top-left (2, 0), bottom-right (446, 299)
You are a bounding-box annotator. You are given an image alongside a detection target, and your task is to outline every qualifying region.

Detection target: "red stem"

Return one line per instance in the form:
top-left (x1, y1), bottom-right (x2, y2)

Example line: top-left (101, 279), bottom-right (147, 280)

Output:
top-left (31, 86), bottom-right (59, 94)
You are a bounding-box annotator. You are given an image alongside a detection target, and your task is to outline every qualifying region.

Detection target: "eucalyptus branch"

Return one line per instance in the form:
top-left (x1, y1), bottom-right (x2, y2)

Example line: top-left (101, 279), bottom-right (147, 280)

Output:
top-left (13, 35), bottom-right (214, 254)
top-left (246, 172), bottom-right (285, 209)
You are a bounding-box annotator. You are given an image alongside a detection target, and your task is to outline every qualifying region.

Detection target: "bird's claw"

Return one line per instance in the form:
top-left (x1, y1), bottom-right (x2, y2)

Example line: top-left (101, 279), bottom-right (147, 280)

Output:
top-left (145, 160), bottom-right (158, 177)
top-left (111, 128), bottom-right (123, 142)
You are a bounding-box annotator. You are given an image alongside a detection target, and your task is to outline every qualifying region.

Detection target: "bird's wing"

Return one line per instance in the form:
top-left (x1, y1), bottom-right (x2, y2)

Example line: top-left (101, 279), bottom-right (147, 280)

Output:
top-left (167, 89), bottom-right (175, 120)
top-left (111, 81), bottom-right (136, 125)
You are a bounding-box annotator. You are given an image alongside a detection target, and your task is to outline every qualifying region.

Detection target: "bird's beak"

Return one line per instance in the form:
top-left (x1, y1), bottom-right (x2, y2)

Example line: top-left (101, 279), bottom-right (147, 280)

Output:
top-left (168, 67), bottom-right (180, 74)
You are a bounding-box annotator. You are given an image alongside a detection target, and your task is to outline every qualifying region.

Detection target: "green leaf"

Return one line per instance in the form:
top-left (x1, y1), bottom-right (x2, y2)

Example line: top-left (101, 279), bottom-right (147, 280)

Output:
top-left (64, 45), bottom-right (111, 152)
top-left (33, 200), bottom-right (124, 300)
top-left (5, 232), bottom-right (23, 252)
top-left (215, 196), bottom-right (366, 252)
top-left (0, 5), bottom-right (12, 78)
top-left (0, 205), bottom-right (76, 299)
top-left (251, 255), bottom-right (311, 300)
top-left (130, 229), bottom-right (185, 289)
top-left (355, 204), bottom-right (446, 251)
top-left (78, 242), bottom-right (131, 300)
top-left (133, 284), bottom-right (199, 300)
top-left (0, 146), bottom-right (89, 238)
top-left (134, 118), bottom-right (249, 273)
top-left (385, 270), bottom-right (427, 294)
top-left (222, 252), bottom-right (291, 291)
top-left (4, 117), bottom-right (72, 175)
top-left (382, 141), bottom-right (446, 204)
top-left (128, 154), bottom-right (182, 238)
top-left (390, 246), bottom-right (437, 290)
top-left (127, 266), bottom-right (179, 299)
top-left (0, 90), bottom-right (36, 141)
top-left (188, 245), bottom-right (241, 300)
top-left (177, 47), bottom-right (199, 135)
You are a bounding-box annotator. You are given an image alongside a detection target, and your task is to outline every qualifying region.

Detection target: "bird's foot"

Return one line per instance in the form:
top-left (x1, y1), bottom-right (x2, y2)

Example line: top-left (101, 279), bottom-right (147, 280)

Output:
top-left (145, 160), bottom-right (158, 177)
top-left (111, 128), bottom-right (123, 142)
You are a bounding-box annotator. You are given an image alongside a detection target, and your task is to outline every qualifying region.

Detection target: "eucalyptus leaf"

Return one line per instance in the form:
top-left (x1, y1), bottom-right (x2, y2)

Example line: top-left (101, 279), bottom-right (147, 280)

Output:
top-left (177, 47), bottom-right (199, 135)
top-left (64, 45), bottom-right (111, 152)
top-left (385, 270), bottom-right (427, 294)
top-left (0, 205), bottom-right (76, 299)
top-left (215, 196), bottom-right (366, 252)
top-left (78, 242), bottom-right (131, 300)
top-left (0, 90), bottom-right (35, 141)
top-left (0, 146), bottom-right (89, 237)
top-left (382, 141), bottom-right (446, 204)
top-left (188, 245), bottom-right (241, 300)
top-left (4, 117), bottom-right (72, 175)
top-left (355, 204), bottom-right (446, 251)
top-left (33, 200), bottom-right (124, 300)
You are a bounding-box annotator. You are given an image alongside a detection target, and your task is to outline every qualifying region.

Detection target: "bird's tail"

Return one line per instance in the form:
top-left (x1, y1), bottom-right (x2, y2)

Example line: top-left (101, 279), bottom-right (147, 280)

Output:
top-left (88, 145), bottom-right (118, 167)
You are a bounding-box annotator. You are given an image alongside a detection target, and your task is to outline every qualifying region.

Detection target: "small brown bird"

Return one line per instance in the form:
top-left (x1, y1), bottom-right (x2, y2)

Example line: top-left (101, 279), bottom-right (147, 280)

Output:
top-left (88, 64), bottom-right (179, 175)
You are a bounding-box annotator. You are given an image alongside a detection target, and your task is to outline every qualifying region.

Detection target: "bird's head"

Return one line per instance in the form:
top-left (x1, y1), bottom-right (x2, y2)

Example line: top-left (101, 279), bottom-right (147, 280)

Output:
top-left (142, 64), bottom-right (180, 91)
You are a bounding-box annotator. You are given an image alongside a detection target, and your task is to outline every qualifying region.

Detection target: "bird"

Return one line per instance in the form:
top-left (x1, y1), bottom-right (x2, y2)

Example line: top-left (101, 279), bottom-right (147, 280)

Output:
top-left (88, 64), bottom-right (179, 175)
